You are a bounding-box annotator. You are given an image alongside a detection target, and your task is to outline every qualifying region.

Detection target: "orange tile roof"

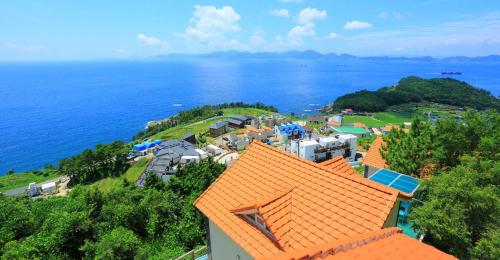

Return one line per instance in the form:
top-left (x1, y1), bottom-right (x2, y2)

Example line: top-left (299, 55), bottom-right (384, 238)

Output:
top-left (263, 227), bottom-right (456, 260)
top-left (318, 157), bottom-right (359, 177)
top-left (363, 136), bottom-right (387, 169)
top-left (327, 121), bottom-right (341, 126)
top-left (195, 142), bottom-right (410, 258)
top-left (353, 122), bottom-right (367, 128)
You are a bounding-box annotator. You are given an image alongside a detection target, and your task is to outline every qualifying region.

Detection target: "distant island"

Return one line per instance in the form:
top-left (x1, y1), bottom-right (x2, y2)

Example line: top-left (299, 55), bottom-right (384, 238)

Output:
top-left (154, 50), bottom-right (500, 63)
top-left (323, 76), bottom-right (500, 113)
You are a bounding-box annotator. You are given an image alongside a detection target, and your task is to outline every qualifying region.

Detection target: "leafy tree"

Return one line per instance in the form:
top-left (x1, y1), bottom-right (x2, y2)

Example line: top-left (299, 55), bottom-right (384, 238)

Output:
top-left (410, 156), bottom-right (499, 259)
top-left (144, 171), bottom-right (165, 191)
top-left (471, 228), bottom-right (500, 260)
top-left (382, 117), bottom-right (434, 177)
top-left (93, 227), bottom-right (141, 260)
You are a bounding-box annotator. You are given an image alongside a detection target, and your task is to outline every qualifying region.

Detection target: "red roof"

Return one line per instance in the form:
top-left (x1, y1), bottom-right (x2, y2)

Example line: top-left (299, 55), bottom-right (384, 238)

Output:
top-left (195, 142), bottom-right (410, 258)
top-left (327, 121), bottom-right (341, 127)
top-left (363, 136), bottom-right (387, 169)
top-left (263, 227), bottom-right (456, 260)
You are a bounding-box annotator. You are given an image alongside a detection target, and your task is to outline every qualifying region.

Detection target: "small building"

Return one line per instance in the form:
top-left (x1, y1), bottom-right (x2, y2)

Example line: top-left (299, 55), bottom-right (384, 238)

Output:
top-left (182, 133), bottom-right (197, 145)
top-left (227, 118), bottom-right (245, 129)
top-left (27, 182), bottom-right (38, 197)
top-left (180, 155), bottom-right (200, 164)
top-left (230, 115), bottom-right (254, 125)
top-left (209, 121), bottom-right (229, 137)
top-left (229, 134), bottom-right (250, 151)
top-left (195, 148), bottom-right (208, 160)
top-left (328, 115), bottom-right (343, 123)
top-left (151, 140), bottom-right (199, 174)
top-left (41, 182), bottom-right (57, 194)
top-left (132, 140), bottom-right (161, 155)
top-left (363, 135), bottom-right (388, 177)
top-left (307, 115), bottom-right (328, 125)
top-left (206, 144), bottom-right (225, 156)
top-left (332, 126), bottom-right (370, 138)
top-left (291, 134), bottom-right (357, 162)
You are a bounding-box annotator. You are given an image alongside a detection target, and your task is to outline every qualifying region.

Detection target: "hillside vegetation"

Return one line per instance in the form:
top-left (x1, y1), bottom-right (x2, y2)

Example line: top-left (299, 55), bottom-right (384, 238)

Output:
top-left (329, 77), bottom-right (499, 112)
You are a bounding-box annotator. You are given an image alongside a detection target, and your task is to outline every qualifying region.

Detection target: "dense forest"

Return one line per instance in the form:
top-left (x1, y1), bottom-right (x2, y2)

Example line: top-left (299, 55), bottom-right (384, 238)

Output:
top-left (382, 110), bottom-right (499, 259)
top-left (328, 77), bottom-right (500, 112)
top-left (0, 159), bottom-right (225, 259)
top-left (133, 102), bottom-right (278, 140)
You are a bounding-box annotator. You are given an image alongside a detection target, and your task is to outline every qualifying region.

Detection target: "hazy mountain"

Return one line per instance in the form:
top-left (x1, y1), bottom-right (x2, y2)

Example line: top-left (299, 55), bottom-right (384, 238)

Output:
top-left (155, 50), bottom-right (500, 62)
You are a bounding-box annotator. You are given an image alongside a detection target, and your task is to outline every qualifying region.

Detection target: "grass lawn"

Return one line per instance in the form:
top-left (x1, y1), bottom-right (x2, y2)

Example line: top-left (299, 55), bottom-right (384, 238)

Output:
top-left (89, 157), bottom-right (150, 192)
top-left (342, 116), bottom-right (386, 127)
top-left (0, 169), bottom-right (61, 193)
top-left (222, 107), bottom-right (272, 117)
top-left (373, 112), bottom-right (413, 125)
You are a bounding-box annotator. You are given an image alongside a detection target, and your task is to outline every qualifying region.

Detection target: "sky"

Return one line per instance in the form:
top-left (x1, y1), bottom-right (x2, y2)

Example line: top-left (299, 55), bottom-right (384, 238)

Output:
top-left (1, 0), bottom-right (500, 60)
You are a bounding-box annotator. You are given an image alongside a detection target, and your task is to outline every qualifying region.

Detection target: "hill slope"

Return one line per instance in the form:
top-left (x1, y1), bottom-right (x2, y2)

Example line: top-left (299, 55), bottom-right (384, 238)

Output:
top-left (327, 76), bottom-right (499, 112)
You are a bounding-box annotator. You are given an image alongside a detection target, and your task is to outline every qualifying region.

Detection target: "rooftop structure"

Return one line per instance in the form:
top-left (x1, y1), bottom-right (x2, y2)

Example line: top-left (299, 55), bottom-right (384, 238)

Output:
top-left (369, 169), bottom-right (420, 194)
top-left (210, 121), bottom-right (228, 129)
top-left (265, 227), bottom-right (455, 260)
top-left (195, 142), bottom-right (414, 259)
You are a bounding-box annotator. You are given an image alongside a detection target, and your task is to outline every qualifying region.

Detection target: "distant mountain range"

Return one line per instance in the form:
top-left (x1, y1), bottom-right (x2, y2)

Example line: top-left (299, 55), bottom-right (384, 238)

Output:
top-left (154, 50), bottom-right (500, 62)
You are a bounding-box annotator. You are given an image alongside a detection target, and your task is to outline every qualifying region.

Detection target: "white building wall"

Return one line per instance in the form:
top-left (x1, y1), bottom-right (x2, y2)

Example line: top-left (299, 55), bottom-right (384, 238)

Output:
top-left (208, 220), bottom-right (252, 260)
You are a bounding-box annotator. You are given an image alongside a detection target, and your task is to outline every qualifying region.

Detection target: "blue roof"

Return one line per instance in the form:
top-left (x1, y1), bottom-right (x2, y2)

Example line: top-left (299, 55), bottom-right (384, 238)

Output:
top-left (133, 143), bottom-right (147, 151)
top-left (278, 124), bottom-right (305, 135)
top-left (133, 140), bottom-right (161, 151)
top-left (369, 168), bottom-right (420, 194)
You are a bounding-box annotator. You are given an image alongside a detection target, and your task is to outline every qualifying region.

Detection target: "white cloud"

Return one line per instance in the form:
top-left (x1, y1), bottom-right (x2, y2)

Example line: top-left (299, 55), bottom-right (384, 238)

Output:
top-left (271, 9), bottom-right (290, 18)
top-left (287, 22), bottom-right (316, 45)
top-left (278, 0), bottom-right (303, 3)
top-left (184, 5), bottom-right (241, 45)
top-left (379, 11), bottom-right (404, 19)
top-left (298, 7), bottom-right (327, 24)
top-left (5, 42), bottom-right (42, 51)
top-left (327, 32), bottom-right (341, 39)
top-left (250, 28), bottom-right (267, 45)
top-left (137, 33), bottom-right (168, 47)
top-left (344, 20), bottom-right (373, 30)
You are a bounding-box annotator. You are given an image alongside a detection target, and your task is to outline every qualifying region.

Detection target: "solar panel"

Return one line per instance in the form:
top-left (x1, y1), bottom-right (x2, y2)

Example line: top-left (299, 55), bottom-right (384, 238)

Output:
top-left (368, 169), bottom-right (419, 194)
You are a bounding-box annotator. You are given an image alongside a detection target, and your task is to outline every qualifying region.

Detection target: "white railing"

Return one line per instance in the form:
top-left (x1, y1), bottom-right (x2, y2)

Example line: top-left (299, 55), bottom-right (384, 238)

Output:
top-left (175, 246), bottom-right (208, 260)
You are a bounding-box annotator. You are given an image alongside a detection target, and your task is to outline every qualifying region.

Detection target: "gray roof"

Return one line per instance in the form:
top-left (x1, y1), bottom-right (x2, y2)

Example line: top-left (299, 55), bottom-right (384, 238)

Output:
top-left (230, 115), bottom-right (250, 121)
top-left (227, 118), bottom-right (244, 125)
top-left (210, 121), bottom-right (228, 129)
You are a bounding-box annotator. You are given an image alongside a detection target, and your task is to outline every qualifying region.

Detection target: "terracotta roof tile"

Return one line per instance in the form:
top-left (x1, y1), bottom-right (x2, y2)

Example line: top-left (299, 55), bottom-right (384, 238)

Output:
top-left (319, 157), bottom-right (359, 177)
top-left (363, 136), bottom-right (387, 169)
top-left (262, 227), bottom-right (456, 260)
top-left (195, 142), bottom-right (407, 258)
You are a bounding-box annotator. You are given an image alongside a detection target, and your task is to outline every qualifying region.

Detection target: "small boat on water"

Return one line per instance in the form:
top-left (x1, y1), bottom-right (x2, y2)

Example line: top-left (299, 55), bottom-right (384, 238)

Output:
top-left (441, 71), bottom-right (462, 75)
top-left (173, 103), bottom-right (183, 107)
top-left (303, 109), bottom-right (312, 112)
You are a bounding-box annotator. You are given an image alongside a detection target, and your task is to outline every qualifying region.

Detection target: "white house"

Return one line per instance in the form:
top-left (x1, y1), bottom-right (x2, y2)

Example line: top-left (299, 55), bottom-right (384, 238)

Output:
top-left (41, 182), bottom-right (57, 194)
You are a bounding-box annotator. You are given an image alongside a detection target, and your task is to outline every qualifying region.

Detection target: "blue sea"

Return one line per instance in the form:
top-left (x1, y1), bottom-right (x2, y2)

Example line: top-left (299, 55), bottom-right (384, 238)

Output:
top-left (1, 59), bottom-right (499, 174)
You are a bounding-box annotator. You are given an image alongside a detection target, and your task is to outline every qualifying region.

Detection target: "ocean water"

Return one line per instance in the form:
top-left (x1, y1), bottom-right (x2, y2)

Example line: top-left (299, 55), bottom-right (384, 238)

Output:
top-left (1, 59), bottom-right (499, 174)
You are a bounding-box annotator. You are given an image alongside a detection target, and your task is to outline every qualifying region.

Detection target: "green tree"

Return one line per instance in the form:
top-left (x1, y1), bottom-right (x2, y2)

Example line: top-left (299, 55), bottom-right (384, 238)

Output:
top-left (410, 156), bottom-right (499, 259)
top-left (94, 227), bottom-right (141, 260)
top-left (382, 117), bottom-right (434, 177)
top-left (471, 228), bottom-right (500, 260)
